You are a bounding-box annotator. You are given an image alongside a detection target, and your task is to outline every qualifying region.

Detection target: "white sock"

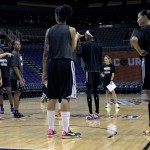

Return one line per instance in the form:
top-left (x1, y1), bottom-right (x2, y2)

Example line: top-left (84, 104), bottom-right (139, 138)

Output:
top-left (47, 110), bottom-right (55, 130)
top-left (58, 102), bottom-right (61, 109)
top-left (61, 112), bottom-right (70, 132)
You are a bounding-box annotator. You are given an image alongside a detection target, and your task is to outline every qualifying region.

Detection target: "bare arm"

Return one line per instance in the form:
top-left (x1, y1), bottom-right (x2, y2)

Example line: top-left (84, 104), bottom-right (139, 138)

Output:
top-left (13, 67), bottom-right (23, 81)
top-left (110, 73), bottom-right (115, 84)
top-left (69, 27), bottom-right (77, 51)
top-left (13, 67), bottom-right (24, 87)
top-left (130, 36), bottom-right (147, 56)
top-left (0, 53), bottom-right (13, 58)
top-left (111, 73), bottom-right (115, 81)
top-left (42, 29), bottom-right (49, 82)
top-left (69, 27), bottom-right (84, 51)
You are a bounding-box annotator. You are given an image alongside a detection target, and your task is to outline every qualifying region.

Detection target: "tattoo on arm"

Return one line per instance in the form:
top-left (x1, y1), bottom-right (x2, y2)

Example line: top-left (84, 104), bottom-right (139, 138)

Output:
top-left (43, 29), bottom-right (50, 58)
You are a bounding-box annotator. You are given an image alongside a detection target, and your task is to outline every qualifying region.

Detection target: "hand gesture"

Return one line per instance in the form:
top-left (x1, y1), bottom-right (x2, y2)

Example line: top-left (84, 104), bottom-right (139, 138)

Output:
top-left (5, 53), bottom-right (14, 57)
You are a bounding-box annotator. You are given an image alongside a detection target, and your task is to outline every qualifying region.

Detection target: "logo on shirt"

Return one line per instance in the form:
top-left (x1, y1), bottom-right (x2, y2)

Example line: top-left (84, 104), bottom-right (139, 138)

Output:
top-left (104, 67), bottom-right (111, 74)
top-left (0, 59), bottom-right (8, 66)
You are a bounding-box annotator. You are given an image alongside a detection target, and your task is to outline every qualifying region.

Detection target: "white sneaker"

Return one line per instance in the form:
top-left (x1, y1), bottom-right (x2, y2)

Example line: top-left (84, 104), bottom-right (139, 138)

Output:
top-left (115, 103), bottom-right (120, 108)
top-left (105, 103), bottom-right (111, 108)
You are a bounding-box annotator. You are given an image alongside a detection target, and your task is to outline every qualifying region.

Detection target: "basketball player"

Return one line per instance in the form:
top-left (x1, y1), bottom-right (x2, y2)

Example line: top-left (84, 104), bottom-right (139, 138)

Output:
top-left (130, 10), bottom-right (150, 132)
top-left (101, 55), bottom-right (120, 109)
top-left (10, 40), bottom-right (25, 118)
top-left (0, 48), bottom-right (14, 114)
top-left (42, 4), bottom-right (83, 138)
top-left (78, 30), bottom-right (102, 120)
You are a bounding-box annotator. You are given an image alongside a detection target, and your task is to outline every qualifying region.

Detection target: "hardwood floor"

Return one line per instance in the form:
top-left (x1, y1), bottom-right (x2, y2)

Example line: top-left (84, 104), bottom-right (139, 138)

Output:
top-left (0, 93), bottom-right (149, 150)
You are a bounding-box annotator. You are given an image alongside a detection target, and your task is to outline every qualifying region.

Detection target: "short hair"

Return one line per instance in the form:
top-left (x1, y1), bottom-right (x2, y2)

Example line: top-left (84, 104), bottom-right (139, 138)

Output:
top-left (139, 10), bottom-right (150, 19)
top-left (55, 4), bottom-right (73, 22)
top-left (11, 40), bottom-right (20, 51)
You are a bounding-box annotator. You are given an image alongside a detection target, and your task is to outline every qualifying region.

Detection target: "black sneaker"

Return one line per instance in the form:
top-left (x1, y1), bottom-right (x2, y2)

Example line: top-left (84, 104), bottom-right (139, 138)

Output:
top-left (14, 112), bottom-right (25, 118)
top-left (62, 130), bottom-right (81, 139)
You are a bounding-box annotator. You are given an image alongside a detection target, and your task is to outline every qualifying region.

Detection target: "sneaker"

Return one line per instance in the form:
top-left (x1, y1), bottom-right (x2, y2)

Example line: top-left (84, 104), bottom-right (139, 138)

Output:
top-left (86, 114), bottom-right (94, 120)
top-left (93, 113), bottom-right (100, 119)
top-left (10, 107), bottom-right (15, 114)
top-left (14, 112), bottom-right (25, 118)
top-left (144, 127), bottom-right (150, 135)
top-left (47, 129), bottom-right (57, 137)
top-left (0, 108), bottom-right (4, 114)
top-left (115, 103), bottom-right (120, 108)
top-left (68, 128), bottom-right (81, 135)
top-left (62, 131), bottom-right (80, 139)
top-left (41, 93), bottom-right (47, 103)
top-left (105, 103), bottom-right (111, 108)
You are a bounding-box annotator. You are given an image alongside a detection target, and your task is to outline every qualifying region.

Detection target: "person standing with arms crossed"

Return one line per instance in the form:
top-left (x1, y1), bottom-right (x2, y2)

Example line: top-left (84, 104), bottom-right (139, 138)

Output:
top-left (131, 10), bottom-right (150, 133)
top-left (42, 4), bottom-right (82, 138)
top-left (10, 40), bottom-right (25, 118)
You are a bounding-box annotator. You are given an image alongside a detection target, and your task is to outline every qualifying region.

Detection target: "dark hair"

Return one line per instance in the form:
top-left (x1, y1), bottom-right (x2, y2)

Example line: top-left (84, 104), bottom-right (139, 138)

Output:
top-left (55, 4), bottom-right (73, 22)
top-left (139, 10), bottom-right (150, 19)
top-left (11, 40), bottom-right (20, 51)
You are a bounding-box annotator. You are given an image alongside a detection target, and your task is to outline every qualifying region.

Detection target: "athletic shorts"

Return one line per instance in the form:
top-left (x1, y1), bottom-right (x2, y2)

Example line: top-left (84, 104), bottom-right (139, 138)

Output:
top-left (47, 59), bottom-right (76, 99)
top-left (10, 79), bottom-right (23, 92)
top-left (143, 54), bottom-right (150, 90)
top-left (86, 72), bottom-right (100, 86)
top-left (1, 78), bottom-right (11, 88)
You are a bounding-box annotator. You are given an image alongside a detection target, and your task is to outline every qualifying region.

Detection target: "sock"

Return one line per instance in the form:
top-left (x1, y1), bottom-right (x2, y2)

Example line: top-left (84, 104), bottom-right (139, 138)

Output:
top-left (58, 102), bottom-right (61, 109)
top-left (10, 104), bottom-right (13, 108)
top-left (94, 94), bottom-right (99, 114)
top-left (47, 110), bottom-right (55, 130)
top-left (61, 112), bottom-right (70, 132)
top-left (87, 97), bottom-right (92, 114)
top-left (15, 110), bottom-right (18, 113)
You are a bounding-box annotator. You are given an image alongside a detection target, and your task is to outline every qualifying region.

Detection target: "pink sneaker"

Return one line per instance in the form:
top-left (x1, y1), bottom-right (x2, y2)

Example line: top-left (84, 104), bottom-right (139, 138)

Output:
top-left (47, 129), bottom-right (57, 137)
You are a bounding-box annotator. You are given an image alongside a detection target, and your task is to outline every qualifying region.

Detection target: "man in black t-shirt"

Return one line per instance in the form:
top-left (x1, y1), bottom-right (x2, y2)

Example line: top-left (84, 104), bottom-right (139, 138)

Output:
top-left (10, 40), bottom-right (25, 118)
top-left (0, 48), bottom-right (14, 114)
top-left (131, 9), bottom-right (150, 132)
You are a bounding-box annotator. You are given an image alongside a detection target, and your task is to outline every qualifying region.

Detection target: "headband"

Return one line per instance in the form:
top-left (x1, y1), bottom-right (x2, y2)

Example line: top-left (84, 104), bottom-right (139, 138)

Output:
top-left (85, 30), bottom-right (94, 37)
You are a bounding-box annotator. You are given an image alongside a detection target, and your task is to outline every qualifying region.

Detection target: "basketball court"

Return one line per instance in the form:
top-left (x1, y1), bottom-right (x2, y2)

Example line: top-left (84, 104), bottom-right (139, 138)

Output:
top-left (0, 93), bottom-right (149, 150)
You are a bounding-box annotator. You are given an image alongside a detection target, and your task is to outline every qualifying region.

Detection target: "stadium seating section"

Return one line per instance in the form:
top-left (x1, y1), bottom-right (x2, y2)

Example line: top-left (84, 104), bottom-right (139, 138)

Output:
top-left (1, 23), bottom-right (142, 98)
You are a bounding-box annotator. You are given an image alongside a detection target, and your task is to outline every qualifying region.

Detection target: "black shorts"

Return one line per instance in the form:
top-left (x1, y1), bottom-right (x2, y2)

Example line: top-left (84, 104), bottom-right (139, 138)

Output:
top-left (86, 72), bottom-right (100, 86)
top-left (10, 79), bottom-right (23, 92)
top-left (47, 59), bottom-right (76, 99)
top-left (143, 54), bottom-right (150, 90)
top-left (1, 78), bottom-right (11, 88)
